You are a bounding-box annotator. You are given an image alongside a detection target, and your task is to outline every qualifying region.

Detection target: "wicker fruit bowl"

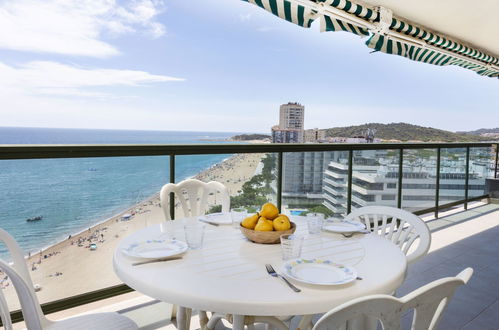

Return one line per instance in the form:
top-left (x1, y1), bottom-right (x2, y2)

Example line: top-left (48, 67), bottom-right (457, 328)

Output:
top-left (240, 222), bottom-right (296, 244)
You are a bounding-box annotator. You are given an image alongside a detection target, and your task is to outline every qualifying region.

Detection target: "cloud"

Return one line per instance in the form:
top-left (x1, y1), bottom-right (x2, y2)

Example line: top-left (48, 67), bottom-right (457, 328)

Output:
top-left (0, 61), bottom-right (184, 97)
top-left (0, 0), bottom-right (166, 57)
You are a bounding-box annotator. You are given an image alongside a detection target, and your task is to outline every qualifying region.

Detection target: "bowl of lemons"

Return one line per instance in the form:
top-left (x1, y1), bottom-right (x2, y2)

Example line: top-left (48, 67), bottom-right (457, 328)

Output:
top-left (240, 203), bottom-right (296, 244)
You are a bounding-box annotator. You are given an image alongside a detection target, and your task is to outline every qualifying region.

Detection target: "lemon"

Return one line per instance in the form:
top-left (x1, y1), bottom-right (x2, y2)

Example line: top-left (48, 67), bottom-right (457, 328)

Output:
top-left (259, 203), bottom-right (279, 220)
top-left (254, 217), bottom-right (274, 231)
top-left (273, 214), bottom-right (291, 231)
top-left (241, 213), bottom-right (259, 229)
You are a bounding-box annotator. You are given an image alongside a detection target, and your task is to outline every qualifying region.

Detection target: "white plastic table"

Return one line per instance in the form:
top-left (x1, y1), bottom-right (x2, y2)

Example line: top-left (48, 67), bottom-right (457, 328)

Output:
top-left (113, 216), bottom-right (407, 330)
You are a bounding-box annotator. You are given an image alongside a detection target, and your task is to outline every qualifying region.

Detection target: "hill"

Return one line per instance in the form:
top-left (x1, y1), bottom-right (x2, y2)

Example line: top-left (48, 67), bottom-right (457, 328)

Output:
top-left (230, 133), bottom-right (270, 141)
top-left (325, 123), bottom-right (494, 142)
top-left (457, 128), bottom-right (499, 136)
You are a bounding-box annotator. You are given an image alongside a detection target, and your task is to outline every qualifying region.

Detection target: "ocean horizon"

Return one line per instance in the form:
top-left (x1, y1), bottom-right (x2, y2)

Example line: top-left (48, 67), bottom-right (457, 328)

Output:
top-left (0, 127), bottom-right (242, 256)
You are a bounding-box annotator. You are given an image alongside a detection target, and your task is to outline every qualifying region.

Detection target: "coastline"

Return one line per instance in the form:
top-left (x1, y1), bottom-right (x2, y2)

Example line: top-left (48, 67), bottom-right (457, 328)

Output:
top-left (3, 152), bottom-right (265, 309)
top-left (23, 153), bottom-right (258, 259)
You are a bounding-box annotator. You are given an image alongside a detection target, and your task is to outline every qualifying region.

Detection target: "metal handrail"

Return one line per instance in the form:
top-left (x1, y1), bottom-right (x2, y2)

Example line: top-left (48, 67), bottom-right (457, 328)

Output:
top-left (0, 141), bottom-right (496, 324)
top-left (0, 142), bottom-right (494, 159)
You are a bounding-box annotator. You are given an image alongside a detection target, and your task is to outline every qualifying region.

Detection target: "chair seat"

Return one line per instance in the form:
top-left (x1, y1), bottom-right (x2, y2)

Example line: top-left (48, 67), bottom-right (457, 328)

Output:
top-left (46, 312), bottom-right (138, 330)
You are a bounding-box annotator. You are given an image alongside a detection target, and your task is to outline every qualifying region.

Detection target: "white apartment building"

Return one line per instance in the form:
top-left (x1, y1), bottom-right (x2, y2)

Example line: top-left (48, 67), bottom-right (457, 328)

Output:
top-left (323, 151), bottom-right (488, 218)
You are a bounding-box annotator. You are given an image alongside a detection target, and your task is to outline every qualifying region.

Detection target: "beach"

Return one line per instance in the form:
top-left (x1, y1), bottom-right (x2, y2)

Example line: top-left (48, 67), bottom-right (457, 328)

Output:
top-left (2, 152), bottom-right (265, 310)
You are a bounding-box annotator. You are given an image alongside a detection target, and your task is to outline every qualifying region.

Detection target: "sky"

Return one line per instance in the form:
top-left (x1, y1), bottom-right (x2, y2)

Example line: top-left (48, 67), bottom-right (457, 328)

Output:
top-left (0, 0), bottom-right (498, 133)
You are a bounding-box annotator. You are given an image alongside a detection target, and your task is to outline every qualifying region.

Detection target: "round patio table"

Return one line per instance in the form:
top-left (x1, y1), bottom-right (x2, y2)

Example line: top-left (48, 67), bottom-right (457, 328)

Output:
top-left (113, 216), bottom-right (407, 330)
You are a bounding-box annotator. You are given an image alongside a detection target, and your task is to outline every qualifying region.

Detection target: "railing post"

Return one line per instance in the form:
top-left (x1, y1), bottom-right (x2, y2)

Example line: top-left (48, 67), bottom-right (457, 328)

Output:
top-left (435, 147), bottom-right (441, 219)
top-left (169, 153), bottom-right (175, 220)
top-left (277, 152), bottom-right (283, 212)
top-left (347, 150), bottom-right (353, 214)
top-left (495, 144), bottom-right (498, 179)
top-left (397, 148), bottom-right (403, 209)
top-left (464, 147), bottom-right (470, 210)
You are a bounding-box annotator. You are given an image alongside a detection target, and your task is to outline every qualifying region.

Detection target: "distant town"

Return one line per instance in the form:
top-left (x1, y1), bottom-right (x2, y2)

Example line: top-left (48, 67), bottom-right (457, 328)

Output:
top-left (232, 102), bottom-right (494, 218)
top-left (270, 102), bottom-right (378, 144)
top-left (231, 102), bottom-right (499, 144)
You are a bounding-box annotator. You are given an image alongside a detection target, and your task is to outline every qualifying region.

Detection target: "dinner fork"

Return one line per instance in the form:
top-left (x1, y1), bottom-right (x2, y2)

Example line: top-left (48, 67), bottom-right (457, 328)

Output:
top-left (265, 264), bottom-right (301, 292)
top-left (198, 219), bottom-right (220, 226)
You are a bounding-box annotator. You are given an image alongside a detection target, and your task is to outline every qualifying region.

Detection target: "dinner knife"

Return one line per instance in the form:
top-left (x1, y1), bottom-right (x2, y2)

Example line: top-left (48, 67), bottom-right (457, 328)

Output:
top-left (132, 256), bottom-right (183, 266)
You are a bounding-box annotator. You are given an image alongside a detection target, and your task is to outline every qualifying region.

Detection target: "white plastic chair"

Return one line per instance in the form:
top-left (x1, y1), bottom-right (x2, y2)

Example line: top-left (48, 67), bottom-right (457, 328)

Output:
top-left (345, 206), bottom-right (431, 264)
top-left (313, 268), bottom-right (473, 330)
top-left (159, 179), bottom-right (230, 220)
top-left (0, 228), bottom-right (137, 330)
top-left (159, 179), bottom-right (230, 329)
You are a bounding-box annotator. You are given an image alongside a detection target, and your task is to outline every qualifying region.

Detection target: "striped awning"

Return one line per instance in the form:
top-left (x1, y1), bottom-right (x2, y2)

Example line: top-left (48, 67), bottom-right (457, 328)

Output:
top-left (366, 34), bottom-right (499, 78)
top-left (241, 0), bottom-right (499, 79)
top-left (241, 0), bottom-right (318, 28)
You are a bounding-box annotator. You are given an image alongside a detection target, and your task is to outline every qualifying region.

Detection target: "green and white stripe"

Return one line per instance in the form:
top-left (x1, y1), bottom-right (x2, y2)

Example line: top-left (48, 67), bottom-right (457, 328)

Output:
top-left (317, 0), bottom-right (377, 21)
top-left (243, 0), bottom-right (499, 78)
top-left (320, 15), bottom-right (368, 36)
top-left (366, 34), bottom-right (499, 78)
top-left (387, 17), bottom-right (499, 66)
top-left (446, 58), bottom-right (499, 78)
top-left (242, 0), bottom-right (317, 28)
top-left (320, 0), bottom-right (499, 66)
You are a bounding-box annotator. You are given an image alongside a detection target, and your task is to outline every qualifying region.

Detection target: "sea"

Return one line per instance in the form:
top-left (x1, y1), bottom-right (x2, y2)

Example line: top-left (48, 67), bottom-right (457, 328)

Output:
top-left (0, 127), bottom-right (239, 256)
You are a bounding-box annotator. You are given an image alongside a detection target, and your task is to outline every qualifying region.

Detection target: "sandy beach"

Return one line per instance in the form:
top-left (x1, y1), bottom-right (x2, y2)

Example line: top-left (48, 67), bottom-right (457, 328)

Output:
top-left (2, 153), bottom-right (265, 310)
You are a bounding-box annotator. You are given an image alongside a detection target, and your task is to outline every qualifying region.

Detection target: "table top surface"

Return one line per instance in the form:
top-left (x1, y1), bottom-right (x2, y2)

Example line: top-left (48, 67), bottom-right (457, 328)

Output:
top-left (113, 215), bottom-right (407, 316)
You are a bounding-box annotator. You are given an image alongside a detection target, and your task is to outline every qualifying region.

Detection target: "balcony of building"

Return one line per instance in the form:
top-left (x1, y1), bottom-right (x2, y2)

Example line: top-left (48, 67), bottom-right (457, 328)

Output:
top-left (0, 142), bottom-right (498, 330)
top-left (9, 201), bottom-right (498, 330)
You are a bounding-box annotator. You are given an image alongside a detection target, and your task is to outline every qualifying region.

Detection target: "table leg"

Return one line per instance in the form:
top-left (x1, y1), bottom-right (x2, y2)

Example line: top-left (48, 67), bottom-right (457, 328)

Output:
top-left (185, 308), bottom-right (192, 329)
top-left (206, 313), bottom-right (224, 330)
top-left (177, 306), bottom-right (188, 330)
top-left (232, 314), bottom-right (245, 330)
top-left (199, 311), bottom-right (209, 330)
top-left (297, 315), bottom-right (313, 330)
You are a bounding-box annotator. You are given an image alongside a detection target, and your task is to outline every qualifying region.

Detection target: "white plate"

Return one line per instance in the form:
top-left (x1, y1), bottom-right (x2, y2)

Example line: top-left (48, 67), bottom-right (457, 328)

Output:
top-left (322, 221), bottom-right (365, 234)
top-left (283, 258), bottom-right (357, 286)
top-left (198, 212), bottom-right (231, 225)
top-left (122, 239), bottom-right (188, 259)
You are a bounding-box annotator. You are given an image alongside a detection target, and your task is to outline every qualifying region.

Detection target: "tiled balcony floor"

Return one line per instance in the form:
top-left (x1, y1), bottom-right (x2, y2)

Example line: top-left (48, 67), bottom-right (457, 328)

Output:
top-left (12, 203), bottom-right (499, 329)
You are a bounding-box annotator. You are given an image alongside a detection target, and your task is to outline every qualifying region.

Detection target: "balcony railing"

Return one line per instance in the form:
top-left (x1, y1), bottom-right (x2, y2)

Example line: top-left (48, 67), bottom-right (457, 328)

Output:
top-left (0, 141), bottom-right (497, 323)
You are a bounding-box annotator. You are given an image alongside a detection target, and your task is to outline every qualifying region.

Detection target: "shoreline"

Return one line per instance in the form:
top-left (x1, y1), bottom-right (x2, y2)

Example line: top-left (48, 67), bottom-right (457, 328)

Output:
top-left (2, 152), bottom-right (265, 309)
top-left (23, 154), bottom-right (239, 259)
top-left (25, 191), bottom-right (161, 260)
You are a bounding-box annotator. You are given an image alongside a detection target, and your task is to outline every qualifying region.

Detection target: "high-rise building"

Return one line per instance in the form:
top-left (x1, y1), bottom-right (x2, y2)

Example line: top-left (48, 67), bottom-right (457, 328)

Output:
top-left (272, 102), bottom-right (305, 143)
top-left (279, 102), bottom-right (304, 130)
top-left (271, 102), bottom-right (330, 205)
top-left (282, 151), bottom-right (335, 205)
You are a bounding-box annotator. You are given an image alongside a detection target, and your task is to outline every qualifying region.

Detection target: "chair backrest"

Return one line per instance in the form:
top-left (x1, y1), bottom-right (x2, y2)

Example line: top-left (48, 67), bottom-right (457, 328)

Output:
top-left (313, 268), bottom-right (473, 330)
top-left (159, 179), bottom-right (230, 220)
top-left (0, 228), bottom-right (48, 329)
top-left (0, 259), bottom-right (43, 330)
top-left (345, 206), bottom-right (431, 264)
top-left (0, 285), bottom-right (13, 330)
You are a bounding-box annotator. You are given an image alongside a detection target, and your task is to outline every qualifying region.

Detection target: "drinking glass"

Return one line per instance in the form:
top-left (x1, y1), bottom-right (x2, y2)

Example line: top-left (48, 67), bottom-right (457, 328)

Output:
top-left (280, 234), bottom-right (304, 261)
top-left (307, 213), bottom-right (325, 235)
top-left (159, 220), bottom-right (175, 240)
top-left (231, 208), bottom-right (248, 229)
top-left (143, 210), bottom-right (151, 228)
top-left (184, 224), bottom-right (206, 249)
